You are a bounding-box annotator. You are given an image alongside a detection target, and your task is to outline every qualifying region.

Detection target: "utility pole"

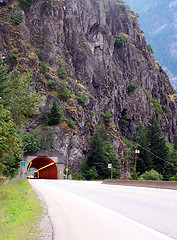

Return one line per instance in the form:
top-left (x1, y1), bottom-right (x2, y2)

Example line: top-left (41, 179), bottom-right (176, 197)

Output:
top-left (134, 144), bottom-right (140, 172)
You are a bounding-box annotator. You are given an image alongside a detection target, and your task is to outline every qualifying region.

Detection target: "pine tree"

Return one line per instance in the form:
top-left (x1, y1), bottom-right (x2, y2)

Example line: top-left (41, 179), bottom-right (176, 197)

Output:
top-left (135, 124), bottom-right (153, 174)
top-left (80, 125), bottom-right (120, 179)
top-left (48, 100), bottom-right (64, 125)
top-left (146, 115), bottom-right (168, 174)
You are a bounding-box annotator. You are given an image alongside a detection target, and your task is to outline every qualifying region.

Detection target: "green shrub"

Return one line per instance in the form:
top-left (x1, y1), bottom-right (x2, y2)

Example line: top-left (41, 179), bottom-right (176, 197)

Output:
top-left (9, 52), bottom-right (17, 62)
top-left (42, 0), bottom-right (53, 10)
top-left (66, 117), bottom-right (76, 129)
top-left (125, 4), bottom-right (130, 10)
top-left (151, 98), bottom-right (163, 115)
top-left (104, 111), bottom-right (112, 122)
top-left (77, 166), bottom-right (98, 180)
top-left (75, 91), bottom-right (88, 107)
top-left (19, 0), bottom-right (36, 12)
top-left (57, 67), bottom-right (67, 79)
top-left (147, 44), bottom-right (154, 54)
top-left (58, 82), bottom-right (71, 100)
top-left (170, 174), bottom-right (177, 181)
top-left (3, 43), bottom-right (7, 48)
top-left (144, 89), bottom-right (162, 115)
top-left (12, 12), bottom-right (23, 25)
top-left (39, 61), bottom-right (48, 74)
top-left (114, 34), bottom-right (125, 48)
top-left (91, 111), bottom-right (95, 117)
top-left (35, 86), bottom-right (40, 92)
top-left (139, 169), bottom-right (163, 181)
top-left (127, 83), bottom-right (136, 92)
top-left (38, 49), bottom-right (44, 61)
top-left (48, 79), bottom-right (56, 89)
top-left (27, 44), bottom-right (31, 50)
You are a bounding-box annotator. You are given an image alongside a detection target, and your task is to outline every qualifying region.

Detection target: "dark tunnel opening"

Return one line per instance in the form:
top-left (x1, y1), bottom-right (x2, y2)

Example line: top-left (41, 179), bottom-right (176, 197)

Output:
top-left (27, 156), bottom-right (58, 179)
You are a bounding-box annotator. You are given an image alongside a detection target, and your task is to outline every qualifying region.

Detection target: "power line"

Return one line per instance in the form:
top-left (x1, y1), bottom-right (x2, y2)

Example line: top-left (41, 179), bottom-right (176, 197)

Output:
top-left (137, 143), bottom-right (177, 169)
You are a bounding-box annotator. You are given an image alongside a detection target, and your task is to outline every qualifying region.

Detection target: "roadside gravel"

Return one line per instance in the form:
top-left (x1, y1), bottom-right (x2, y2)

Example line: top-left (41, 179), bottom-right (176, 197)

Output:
top-left (29, 181), bottom-right (54, 240)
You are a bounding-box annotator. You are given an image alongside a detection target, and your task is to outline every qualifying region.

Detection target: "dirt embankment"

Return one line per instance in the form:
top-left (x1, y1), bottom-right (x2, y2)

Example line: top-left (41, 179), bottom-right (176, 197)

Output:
top-left (102, 180), bottom-right (177, 190)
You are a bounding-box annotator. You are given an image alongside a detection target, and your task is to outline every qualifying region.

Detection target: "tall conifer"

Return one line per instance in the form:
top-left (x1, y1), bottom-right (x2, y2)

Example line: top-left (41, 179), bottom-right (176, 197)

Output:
top-left (146, 115), bottom-right (168, 174)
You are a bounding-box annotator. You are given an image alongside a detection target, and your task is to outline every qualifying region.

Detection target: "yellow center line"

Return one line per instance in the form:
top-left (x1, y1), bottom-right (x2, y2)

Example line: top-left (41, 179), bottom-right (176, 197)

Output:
top-left (88, 184), bottom-right (177, 201)
top-left (107, 187), bottom-right (177, 200)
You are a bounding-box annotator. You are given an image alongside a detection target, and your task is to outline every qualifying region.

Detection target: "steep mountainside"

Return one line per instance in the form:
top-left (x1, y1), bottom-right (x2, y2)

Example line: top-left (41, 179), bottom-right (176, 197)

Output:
top-left (0, 0), bottom-right (177, 173)
top-left (125, 0), bottom-right (177, 91)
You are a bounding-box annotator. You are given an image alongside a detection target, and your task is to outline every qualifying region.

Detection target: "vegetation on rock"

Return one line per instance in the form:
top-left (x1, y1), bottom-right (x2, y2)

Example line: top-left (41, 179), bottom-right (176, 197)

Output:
top-left (75, 91), bottom-right (88, 107)
top-left (114, 34), bottom-right (125, 48)
top-left (58, 82), bottom-right (71, 100)
top-left (48, 100), bottom-right (64, 125)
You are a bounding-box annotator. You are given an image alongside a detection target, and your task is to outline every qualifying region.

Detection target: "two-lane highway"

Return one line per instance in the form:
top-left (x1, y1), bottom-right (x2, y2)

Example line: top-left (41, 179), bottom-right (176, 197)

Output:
top-left (29, 180), bottom-right (177, 240)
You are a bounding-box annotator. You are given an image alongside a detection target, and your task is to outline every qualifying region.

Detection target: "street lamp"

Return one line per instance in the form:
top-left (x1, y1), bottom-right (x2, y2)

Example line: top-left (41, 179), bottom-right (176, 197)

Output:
top-left (21, 142), bottom-right (36, 178)
top-left (134, 145), bottom-right (140, 172)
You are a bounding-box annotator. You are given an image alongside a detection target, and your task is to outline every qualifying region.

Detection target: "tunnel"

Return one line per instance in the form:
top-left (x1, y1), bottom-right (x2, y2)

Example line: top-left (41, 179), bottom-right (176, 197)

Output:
top-left (27, 156), bottom-right (58, 179)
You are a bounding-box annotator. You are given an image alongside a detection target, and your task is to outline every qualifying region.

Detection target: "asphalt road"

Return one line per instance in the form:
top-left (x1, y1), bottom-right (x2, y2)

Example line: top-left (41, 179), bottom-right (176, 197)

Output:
top-left (29, 180), bottom-right (177, 240)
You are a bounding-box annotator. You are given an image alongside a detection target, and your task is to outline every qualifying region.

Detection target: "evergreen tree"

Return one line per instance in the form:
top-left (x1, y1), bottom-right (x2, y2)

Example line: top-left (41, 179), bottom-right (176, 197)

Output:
top-left (135, 124), bottom-right (153, 174)
top-left (48, 100), bottom-right (64, 125)
top-left (58, 82), bottom-right (71, 101)
top-left (163, 142), bottom-right (177, 180)
top-left (80, 125), bottom-right (120, 180)
top-left (146, 115), bottom-right (168, 175)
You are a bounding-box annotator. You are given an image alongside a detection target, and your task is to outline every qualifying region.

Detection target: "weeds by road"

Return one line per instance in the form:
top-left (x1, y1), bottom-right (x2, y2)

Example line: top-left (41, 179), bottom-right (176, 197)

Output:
top-left (0, 178), bottom-right (43, 240)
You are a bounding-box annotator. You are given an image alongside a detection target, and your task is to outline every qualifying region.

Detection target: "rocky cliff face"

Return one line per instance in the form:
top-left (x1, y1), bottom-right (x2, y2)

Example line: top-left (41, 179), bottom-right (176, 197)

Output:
top-left (125, 0), bottom-right (177, 91)
top-left (0, 0), bottom-right (177, 174)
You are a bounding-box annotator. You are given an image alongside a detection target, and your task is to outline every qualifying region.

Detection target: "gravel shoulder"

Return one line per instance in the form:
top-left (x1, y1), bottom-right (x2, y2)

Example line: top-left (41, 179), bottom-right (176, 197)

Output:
top-left (29, 180), bottom-right (54, 240)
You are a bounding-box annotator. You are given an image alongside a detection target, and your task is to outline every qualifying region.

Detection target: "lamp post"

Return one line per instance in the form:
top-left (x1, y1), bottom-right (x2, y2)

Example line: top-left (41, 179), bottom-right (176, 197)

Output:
top-left (21, 142), bottom-right (36, 178)
top-left (134, 145), bottom-right (140, 172)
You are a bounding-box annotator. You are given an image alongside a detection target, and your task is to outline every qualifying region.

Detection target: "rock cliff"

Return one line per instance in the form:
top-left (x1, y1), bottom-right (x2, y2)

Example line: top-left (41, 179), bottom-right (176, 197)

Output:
top-left (0, 0), bottom-right (177, 174)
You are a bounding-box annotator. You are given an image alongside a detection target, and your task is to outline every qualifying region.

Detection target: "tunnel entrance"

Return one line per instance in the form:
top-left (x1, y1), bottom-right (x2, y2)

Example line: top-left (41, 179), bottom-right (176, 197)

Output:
top-left (27, 156), bottom-right (58, 179)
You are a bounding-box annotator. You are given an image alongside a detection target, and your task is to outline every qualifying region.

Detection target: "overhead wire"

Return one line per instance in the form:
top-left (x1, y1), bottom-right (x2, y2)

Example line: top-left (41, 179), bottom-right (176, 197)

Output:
top-left (137, 143), bottom-right (177, 169)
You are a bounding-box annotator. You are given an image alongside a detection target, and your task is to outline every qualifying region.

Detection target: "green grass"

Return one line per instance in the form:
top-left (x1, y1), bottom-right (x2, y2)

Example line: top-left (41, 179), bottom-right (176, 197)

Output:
top-left (0, 179), bottom-right (43, 240)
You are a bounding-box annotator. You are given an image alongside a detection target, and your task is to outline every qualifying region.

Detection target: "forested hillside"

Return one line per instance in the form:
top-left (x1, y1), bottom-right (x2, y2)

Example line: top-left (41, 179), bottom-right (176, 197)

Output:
top-left (125, 0), bottom-right (177, 91)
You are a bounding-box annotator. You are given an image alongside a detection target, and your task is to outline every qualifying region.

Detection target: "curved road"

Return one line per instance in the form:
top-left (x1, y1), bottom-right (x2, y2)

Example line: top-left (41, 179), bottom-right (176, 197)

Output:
top-left (29, 180), bottom-right (177, 240)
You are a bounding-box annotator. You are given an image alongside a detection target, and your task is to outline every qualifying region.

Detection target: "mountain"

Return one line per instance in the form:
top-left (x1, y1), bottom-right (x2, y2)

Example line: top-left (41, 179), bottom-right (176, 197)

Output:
top-left (0, 0), bottom-right (177, 174)
top-left (125, 0), bottom-right (177, 91)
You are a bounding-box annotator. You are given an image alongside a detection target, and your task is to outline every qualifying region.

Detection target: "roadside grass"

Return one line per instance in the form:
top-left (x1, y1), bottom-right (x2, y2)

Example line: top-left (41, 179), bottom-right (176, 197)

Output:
top-left (0, 178), bottom-right (43, 240)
